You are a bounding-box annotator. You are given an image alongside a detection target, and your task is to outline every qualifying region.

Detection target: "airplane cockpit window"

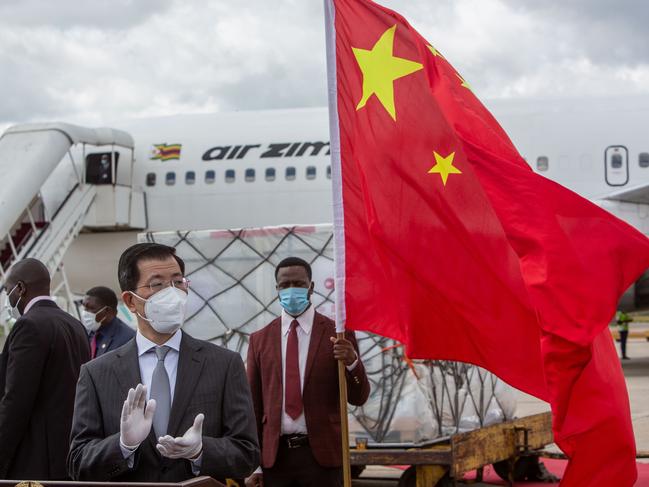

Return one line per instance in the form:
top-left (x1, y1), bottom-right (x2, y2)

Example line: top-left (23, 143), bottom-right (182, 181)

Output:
top-left (86, 152), bottom-right (119, 184)
top-left (265, 168), bottom-right (276, 181)
top-left (205, 170), bottom-right (216, 184)
top-left (165, 172), bottom-right (176, 186)
top-left (225, 169), bottom-right (235, 183)
top-left (306, 166), bottom-right (316, 180)
top-left (146, 173), bottom-right (156, 186)
top-left (286, 167), bottom-right (296, 181)
top-left (536, 156), bottom-right (549, 171)
top-left (245, 168), bottom-right (255, 182)
top-left (639, 153), bottom-right (649, 168)
top-left (326, 165), bottom-right (332, 179)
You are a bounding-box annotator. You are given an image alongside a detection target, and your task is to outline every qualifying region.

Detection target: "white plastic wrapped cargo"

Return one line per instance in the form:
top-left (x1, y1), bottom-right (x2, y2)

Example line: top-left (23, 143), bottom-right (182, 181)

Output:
top-left (140, 224), bottom-right (516, 443)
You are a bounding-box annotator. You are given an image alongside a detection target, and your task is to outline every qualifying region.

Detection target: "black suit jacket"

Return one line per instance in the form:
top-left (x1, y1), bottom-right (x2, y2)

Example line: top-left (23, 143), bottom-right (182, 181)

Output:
top-left (0, 300), bottom-right (90, 479)
top-left (92, 317), bottom-right (135, 358)
top-left (68, 331), bottom-right (259, 482)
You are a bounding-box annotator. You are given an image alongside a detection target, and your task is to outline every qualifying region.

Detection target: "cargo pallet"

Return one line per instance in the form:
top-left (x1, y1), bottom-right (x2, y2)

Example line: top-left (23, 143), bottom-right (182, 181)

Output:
top-left (351, 412), bottom-right (554, 486)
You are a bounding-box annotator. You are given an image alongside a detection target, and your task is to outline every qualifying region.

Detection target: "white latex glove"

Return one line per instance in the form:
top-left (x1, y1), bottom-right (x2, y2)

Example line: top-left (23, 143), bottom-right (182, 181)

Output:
top-left (120, 383), bottom-right (157, 449)
top-left (156, 413), bottom-right (204, 460)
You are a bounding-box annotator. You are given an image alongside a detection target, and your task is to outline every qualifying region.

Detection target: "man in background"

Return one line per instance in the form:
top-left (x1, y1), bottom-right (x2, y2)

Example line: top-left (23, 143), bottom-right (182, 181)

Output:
top-left (246, 257), bottom-right (370, 487)
top-left (616, 309), bottom-right (633, 360)
top-left (0, 258), bottom-right (90, 479)
top-left (81, 286), bottom-right (135, 358)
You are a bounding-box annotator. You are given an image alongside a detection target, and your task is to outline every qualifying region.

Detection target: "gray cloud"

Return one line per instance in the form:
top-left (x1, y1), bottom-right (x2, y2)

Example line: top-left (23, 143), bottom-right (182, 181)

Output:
top-left (0, 0), bottom-right (648, 129)
top-left (0, 0), bottom-right (173, 29)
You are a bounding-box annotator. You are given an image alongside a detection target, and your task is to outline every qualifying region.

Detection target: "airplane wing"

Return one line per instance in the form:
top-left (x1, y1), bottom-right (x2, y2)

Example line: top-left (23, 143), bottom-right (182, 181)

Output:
top-left (603, 183), bottom-right (649, 205)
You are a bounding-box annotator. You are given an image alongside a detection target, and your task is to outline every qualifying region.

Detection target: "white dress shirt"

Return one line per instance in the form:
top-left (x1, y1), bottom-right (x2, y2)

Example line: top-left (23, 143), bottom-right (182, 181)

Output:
top-left (23, 295), bottom-right (55, 314)
top-left (280, 305), bottom-right (315, 435)
top-left (136, 329), bottom-right (181, 403)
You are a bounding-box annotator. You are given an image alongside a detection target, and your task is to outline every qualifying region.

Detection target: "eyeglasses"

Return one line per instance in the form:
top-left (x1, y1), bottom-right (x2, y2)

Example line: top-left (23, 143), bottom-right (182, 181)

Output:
top-left (135, 278), bottom-right (190, 293)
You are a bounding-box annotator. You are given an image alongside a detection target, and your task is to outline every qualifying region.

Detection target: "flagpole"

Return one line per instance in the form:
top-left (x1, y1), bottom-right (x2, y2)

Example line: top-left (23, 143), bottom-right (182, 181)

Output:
top-left (337, 335), bottom-right (352, 487)
top-left (324, 0), bottom-right (352, 486)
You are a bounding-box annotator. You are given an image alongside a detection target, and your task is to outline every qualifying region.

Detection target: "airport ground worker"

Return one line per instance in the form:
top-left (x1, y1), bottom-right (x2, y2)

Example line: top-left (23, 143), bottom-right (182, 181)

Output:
top-left (0, 258), bottom-right (90, 479)
top-left (68, 243), bottom-right (259, 482)
top-left (245, 257), bottom-right (370, 487)
top-left (616, 310), bottom-right (633, 360)
top-left (81, 285), bottom-right (135, 358)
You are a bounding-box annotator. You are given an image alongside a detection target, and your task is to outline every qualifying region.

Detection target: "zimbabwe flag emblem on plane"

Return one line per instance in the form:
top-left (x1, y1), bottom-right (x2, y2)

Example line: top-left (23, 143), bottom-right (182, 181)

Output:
top-left (150, 143), bottom-right (182, 161)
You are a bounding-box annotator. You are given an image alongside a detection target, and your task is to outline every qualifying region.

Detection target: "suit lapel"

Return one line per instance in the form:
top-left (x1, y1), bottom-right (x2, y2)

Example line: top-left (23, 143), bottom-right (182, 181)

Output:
top-left (113, 339), bottom-right (141, 398)
top-left (304, 312), bottom-right (327, 385)
top-left (167, 332), bottom-right (205, 437)
top-left (270, 319), bottom-right (282, 384)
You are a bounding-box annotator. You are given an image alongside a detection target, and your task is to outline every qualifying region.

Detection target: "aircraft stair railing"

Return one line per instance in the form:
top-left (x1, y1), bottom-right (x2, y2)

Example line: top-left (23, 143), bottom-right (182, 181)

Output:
top-left (0, 122), bottom-right (136, 331)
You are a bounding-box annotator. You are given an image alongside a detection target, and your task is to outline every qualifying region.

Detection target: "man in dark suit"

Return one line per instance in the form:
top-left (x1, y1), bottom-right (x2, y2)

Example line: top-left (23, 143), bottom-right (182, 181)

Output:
top-left (0, 258), bottom-right (90, 479)
top-left (68, 243), bottom-right (259, 482)
top-left (246, 257), bottom-right (370, 487)
top-left (81, 286), bottom-right (135, 358)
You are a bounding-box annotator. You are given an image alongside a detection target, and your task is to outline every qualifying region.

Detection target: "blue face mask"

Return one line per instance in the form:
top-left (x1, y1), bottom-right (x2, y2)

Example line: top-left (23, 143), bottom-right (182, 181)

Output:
top-left (278, 287), bottom-right (310, 316)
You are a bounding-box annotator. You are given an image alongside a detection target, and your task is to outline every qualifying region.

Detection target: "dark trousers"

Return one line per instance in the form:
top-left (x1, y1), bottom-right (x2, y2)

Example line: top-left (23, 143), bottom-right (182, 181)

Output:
top-left (263, 441), bottom-right (342, 487)
top-left (619, 330), bottom-right (629, 358)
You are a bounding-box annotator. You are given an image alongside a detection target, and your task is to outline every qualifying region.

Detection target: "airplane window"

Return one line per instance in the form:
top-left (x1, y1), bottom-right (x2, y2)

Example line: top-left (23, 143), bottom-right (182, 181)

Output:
top-left (225, 169), bottom-right (235, 183)
top-left (165, 172), bottom-right (176, 186)
top-left (185, 171), bottom-right (196, 185)
top-left (286, 167), bottom-right (296, 181)
top-left (205, 170), bottom-right (215, 184)
top-left (306, 166), bottom-right (316, 180)
top-left (611, 154), bottom-right (623, 169)
top-left (536, 156), bottom-right (549, 171)
top-left (265, 168), bottom-right (276, 181)
top-left (245, 168), bottom-right (255, 182)
top-left (146, 173), bottom-right (156, 187)
top-left (326, 165), bottom-right (332, 179)
top-left (639, 153), bottom-right (649, 168)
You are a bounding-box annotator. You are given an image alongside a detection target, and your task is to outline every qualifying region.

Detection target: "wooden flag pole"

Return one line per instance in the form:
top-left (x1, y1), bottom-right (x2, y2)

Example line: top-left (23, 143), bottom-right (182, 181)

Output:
top-left (337, 331), bottom-right (352, 487)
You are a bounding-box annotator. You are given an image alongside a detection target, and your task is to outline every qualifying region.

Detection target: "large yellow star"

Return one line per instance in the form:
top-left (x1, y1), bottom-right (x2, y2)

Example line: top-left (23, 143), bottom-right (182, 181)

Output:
top-left (353, 25), bottom-right (423, 121)
top-left (428, 151), bottom-right (462, 186)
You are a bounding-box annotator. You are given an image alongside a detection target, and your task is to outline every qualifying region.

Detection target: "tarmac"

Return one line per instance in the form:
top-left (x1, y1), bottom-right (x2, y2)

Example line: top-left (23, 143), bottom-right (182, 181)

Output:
top-left (355, 335), bottom-right (649, 486)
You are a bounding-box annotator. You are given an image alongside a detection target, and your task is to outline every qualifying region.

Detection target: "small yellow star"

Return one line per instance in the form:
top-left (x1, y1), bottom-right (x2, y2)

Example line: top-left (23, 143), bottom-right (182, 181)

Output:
top-left (353, 25), bottom-right (423, 121)
top-left (456, 73), bottom-right (473, 92)
top-left (427, 44), bottom-right (443, 58)
top-left (428, 151), bottom-right (462, 186)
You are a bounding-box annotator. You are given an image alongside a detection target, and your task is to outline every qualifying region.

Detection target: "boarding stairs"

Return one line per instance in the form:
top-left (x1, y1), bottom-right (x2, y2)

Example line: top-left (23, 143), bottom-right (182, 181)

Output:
top-left (0, 123), bottom-right (144, 329)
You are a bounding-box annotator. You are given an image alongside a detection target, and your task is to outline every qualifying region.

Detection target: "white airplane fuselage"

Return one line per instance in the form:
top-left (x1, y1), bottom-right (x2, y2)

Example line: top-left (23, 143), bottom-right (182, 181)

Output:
top-left (59, 95), bottom-right (649, 295)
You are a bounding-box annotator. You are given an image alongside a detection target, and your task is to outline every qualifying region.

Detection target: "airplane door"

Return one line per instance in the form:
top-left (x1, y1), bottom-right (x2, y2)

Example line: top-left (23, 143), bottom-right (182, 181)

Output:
top-left (604, 145), bottom-right (629, 186)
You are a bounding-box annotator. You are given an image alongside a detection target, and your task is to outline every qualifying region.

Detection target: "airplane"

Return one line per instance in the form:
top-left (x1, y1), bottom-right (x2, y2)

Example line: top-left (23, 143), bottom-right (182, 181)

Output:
top-left (1, 94), bottom-right (649, 311)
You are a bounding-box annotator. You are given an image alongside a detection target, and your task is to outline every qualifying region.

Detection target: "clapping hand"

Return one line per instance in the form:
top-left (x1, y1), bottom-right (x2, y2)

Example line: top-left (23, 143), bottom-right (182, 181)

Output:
top-left (156, 413), bottom-right (204, 460)
top-left (120, 383), bottom-right (156, 449)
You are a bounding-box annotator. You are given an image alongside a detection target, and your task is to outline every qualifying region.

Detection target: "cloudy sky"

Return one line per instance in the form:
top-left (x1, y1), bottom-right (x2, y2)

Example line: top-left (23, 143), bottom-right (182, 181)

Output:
top-left (1, 0), bottom-right (648, 131)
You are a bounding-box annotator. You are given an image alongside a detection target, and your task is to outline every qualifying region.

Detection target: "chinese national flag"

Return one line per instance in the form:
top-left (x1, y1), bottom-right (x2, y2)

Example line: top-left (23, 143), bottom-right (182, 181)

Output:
top-left (325, 0), bottom-right (649, 485)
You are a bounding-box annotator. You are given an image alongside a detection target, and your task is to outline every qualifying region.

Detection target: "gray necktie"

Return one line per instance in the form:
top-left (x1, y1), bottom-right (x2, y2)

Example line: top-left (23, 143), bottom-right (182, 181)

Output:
top-left (150, 346), bottom-right (171, 438)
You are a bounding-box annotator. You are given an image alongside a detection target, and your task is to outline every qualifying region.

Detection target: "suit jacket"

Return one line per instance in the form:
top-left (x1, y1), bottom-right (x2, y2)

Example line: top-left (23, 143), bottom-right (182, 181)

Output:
top-left (247, 311), bottom-right (370, 468)
top-left (0, 300), bottom-right (90, 479)
top-left (92, 317), bottom-right (135, 358)
top-left (68, 331), bottom-right (259, 482)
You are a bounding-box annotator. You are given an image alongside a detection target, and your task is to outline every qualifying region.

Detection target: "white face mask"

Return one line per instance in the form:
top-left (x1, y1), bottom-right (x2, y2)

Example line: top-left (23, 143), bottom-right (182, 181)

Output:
top-left (130, 286), bottom-right (187, 334)
top-left (5, 284), bottom-right (22, 320)
top-left (81, 306), bottom-right (107, 333)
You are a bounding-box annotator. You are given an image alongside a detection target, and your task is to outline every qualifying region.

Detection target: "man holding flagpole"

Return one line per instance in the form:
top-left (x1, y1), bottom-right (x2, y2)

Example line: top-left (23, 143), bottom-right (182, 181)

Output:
top-left (246, 257), bottom-right (370, 487)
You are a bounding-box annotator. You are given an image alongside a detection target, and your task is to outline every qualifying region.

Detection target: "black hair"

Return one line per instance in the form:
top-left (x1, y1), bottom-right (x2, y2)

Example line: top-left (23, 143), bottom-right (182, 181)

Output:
top-left (275, 257), bottom-right (312, 281)
top-left (85, 286), bottom-right (118, 309)
top-left (118, 243), bottom-right (185, 291)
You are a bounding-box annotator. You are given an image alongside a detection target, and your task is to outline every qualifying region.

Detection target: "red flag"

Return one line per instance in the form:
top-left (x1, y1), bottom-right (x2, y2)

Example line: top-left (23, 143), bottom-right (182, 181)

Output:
top-left (324, 1), bottom-right (649, 485)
